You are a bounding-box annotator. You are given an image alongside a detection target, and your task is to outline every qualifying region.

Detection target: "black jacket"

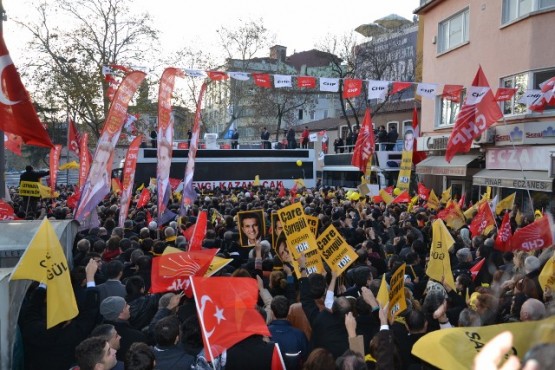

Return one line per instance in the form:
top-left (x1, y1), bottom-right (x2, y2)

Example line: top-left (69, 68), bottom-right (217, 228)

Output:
top-left (104, 319), bottom-right (151, 362)
top-left (19, 285), bottom-right (99, 370)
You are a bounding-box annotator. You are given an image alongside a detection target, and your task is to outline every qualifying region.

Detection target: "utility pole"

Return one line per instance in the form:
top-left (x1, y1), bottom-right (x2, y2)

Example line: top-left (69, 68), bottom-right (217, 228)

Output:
top-left (0, 0), bottom-right (6, 199)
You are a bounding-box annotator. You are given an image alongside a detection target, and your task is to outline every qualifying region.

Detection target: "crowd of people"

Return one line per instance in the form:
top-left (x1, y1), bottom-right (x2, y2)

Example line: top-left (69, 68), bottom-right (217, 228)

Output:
top-left (7, 179), bottom-right (555, 370)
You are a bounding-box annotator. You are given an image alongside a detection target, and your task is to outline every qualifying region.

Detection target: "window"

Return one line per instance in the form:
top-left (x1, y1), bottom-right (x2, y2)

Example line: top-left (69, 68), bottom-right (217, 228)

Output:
top-left (298, 109), bottom-right (304, 120)
top-left (436, 90), bottom-right (465, 127)
top-left (501, 68), bottom-right (555, 115)
top-left (309, 110), bottom-right (315, 120)
top-left (502, 0), bottom-right (555, 24)
top-left (438, 8), bottom-right (469, 53)
top-left (501, 73), bottom-right (528, 115)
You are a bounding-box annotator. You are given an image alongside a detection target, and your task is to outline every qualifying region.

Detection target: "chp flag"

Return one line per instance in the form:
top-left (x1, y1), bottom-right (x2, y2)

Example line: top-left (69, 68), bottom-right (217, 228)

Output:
top-left (445, 67), bottom-right (503, 162)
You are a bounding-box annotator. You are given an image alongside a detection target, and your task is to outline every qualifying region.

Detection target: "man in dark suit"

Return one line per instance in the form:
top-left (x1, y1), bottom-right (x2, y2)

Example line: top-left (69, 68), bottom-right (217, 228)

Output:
top-left (96, 260), bottom-right (126, 303)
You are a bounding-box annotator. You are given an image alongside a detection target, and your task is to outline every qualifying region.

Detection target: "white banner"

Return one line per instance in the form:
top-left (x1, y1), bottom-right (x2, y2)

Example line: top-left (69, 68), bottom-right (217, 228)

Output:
top-left (416, 83), bottom-right (439, 99)
top-left (274, 75), bottom-right (292, 88)
top-left (320, 78), bottom-right (339, 92)
top-left (367, 80), bottom-right (389, 101)
top-left (228, 72), bottom-right (250, 81)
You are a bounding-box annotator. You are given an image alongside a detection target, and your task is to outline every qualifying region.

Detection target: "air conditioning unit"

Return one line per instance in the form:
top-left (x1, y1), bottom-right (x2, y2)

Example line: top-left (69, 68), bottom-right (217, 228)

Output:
top-left (474, 128), bottom-right (495, 144)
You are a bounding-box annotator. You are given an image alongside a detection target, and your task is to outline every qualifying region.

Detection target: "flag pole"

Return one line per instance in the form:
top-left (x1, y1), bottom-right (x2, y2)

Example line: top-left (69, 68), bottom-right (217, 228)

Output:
top-left (66, 111), bottom-right (70, 186)
top-left (0, 2), bottom-right (5, 200)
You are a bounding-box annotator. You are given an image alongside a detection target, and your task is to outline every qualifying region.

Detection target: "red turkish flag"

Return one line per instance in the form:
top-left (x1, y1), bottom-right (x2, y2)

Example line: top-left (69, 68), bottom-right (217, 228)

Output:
top-left (190, 277), bottom-right (270, 362)
top-left (351, 108), bottom-right (375, 172)
top-left (470, 258), bottom-right (485, 281)
top-left (458, 194), bottom-right (466, 208)
top-left (0, 199), bottom-right (16, 220)
top-left (417, 182), bottom-right (430, 201)
top-left (252, 73), bottom-right (272, 88)
top-left (207, 71), bottom-right (229, 81)
top-left (469, 201), bottom-right (496, 237)
top-left (189, 211), bottom-right (208, 251)
top-left (136, 188), bottom-right (151, 208)
top-left (495, 212), bottom-right (513, 252)
top-left (297, 76), bottom-right (316, 89)
top-left (342, 79), bottom-right (362, 99)
top-left (0, 31), bottom-right (53, 148)
top-left (510, 215), bottom-right (553, 252)
top-left (391, 81), bottom-right (413, 95)
top-left (4, 132), bottom-right (22, 155)
top-left (442, 84), bottom-right (464, 103)
top-left (158, 249), bottom-right (217, 278)
top-left (68, 118), bottom-right (81, 156)
top-left (494, 88), bottom-right (517, 102)
top-left (392, 190), bottom-right (410, 203)
top-left (445, 67), bottom-right (503, 163)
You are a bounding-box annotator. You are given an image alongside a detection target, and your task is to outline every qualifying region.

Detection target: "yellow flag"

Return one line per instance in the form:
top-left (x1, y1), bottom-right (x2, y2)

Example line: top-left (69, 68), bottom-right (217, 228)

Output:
top-left (379, 189), bottom-right (394, 205)
top-left (10, 218), bottom-right (78, 328)
top-left (485, 186), bottom-right (492, 200)
top-left (440, 186), bottom-right (451, 204)
top-left (444, 200), bottom-right (466, 231)
top-left (58, 161), bottom-right (80, 170)
top-left (136, 183), bottom-right (145, 191)
top-left (253, 175), bottom-right (260, 186)
top-left (426, 219), bottom-right (456, 291)
top-left (360, 175), bottom-right (367, 184)
top-left (295, 178), bottom-right (305, 187)
top-left (426, 189), bottom-right (440, 210)
top-left (412, 316), bottom-right (555, 370)
top-left (495, 192), bottom-right (515, 215)
top-left (539, 255), bottom-right (555, 292)
top-left (407, 195), bottom-right (418, 213)
top-left (376, 274), bottom-right (389, 307)
top-left (205, 256), bottom-right (233, 277)
top-left (38, 182), bottom-right (59, 198)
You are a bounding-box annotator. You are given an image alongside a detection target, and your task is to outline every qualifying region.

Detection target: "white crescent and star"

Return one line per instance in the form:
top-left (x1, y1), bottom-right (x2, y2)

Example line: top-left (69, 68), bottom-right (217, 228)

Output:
top-left (199, 295), bottom-right (226, 339)
top-left (0, 55), bottom-right (22, 106)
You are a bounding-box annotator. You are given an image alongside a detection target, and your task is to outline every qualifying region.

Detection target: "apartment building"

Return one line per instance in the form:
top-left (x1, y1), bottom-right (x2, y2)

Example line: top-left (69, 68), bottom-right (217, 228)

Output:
top-left (415, 0), bottom-right (555, 212)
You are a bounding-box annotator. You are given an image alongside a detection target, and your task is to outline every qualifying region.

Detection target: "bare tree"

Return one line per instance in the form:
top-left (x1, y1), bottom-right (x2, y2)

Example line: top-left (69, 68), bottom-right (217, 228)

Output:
top-left (15, 0), bottom-right (160, 140)
top-left (317, 25), bottom-right (417, 132)
top-left (208, 19), bottom-right (276, 138)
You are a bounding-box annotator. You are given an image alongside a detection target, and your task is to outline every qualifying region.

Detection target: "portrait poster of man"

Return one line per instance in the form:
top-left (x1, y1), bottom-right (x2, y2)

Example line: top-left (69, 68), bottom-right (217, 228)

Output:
top-left (74, 132), bottom-right (118, 223)
top-left (237, 209), bottom-right (266, 247)
top-left (270, 213), bottom-right (283, 250)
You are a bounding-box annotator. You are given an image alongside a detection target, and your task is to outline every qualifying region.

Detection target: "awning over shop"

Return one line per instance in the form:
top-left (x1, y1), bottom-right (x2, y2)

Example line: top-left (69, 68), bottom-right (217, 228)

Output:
top-left (473, 169), bottom-right (553, 192)
top-left (415, 155), bottom-right (480, 177)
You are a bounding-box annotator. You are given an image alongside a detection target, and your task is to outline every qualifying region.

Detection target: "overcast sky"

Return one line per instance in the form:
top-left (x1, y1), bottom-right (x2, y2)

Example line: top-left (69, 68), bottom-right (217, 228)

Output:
top-left (3, 0), bottom-right (419, 64)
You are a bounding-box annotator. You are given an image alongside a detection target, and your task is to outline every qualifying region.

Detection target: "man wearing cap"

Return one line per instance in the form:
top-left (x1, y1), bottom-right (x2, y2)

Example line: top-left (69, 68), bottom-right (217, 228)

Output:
top-left (100, 296), bottom-right (150, 362)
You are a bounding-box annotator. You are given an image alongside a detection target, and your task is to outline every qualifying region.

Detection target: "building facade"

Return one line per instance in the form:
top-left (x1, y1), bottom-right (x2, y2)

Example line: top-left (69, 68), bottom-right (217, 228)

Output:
top-left (415, 0), bottom-right (555, 213)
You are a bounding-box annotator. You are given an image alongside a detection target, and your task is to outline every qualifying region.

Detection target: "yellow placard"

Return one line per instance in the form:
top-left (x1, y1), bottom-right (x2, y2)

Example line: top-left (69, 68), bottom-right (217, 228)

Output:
top-left (316, 224), bottom-right (358, 274)
top-left (278, 202), bottom-right (323, 276)
top-left (19, 181), bottom-right (41, 197)
top-left (388, 263), bottom-right (407, 321)
top-left (305, 215), bottom-right (319, 237)
top-left (396, 150), bottom-right (413, 191)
